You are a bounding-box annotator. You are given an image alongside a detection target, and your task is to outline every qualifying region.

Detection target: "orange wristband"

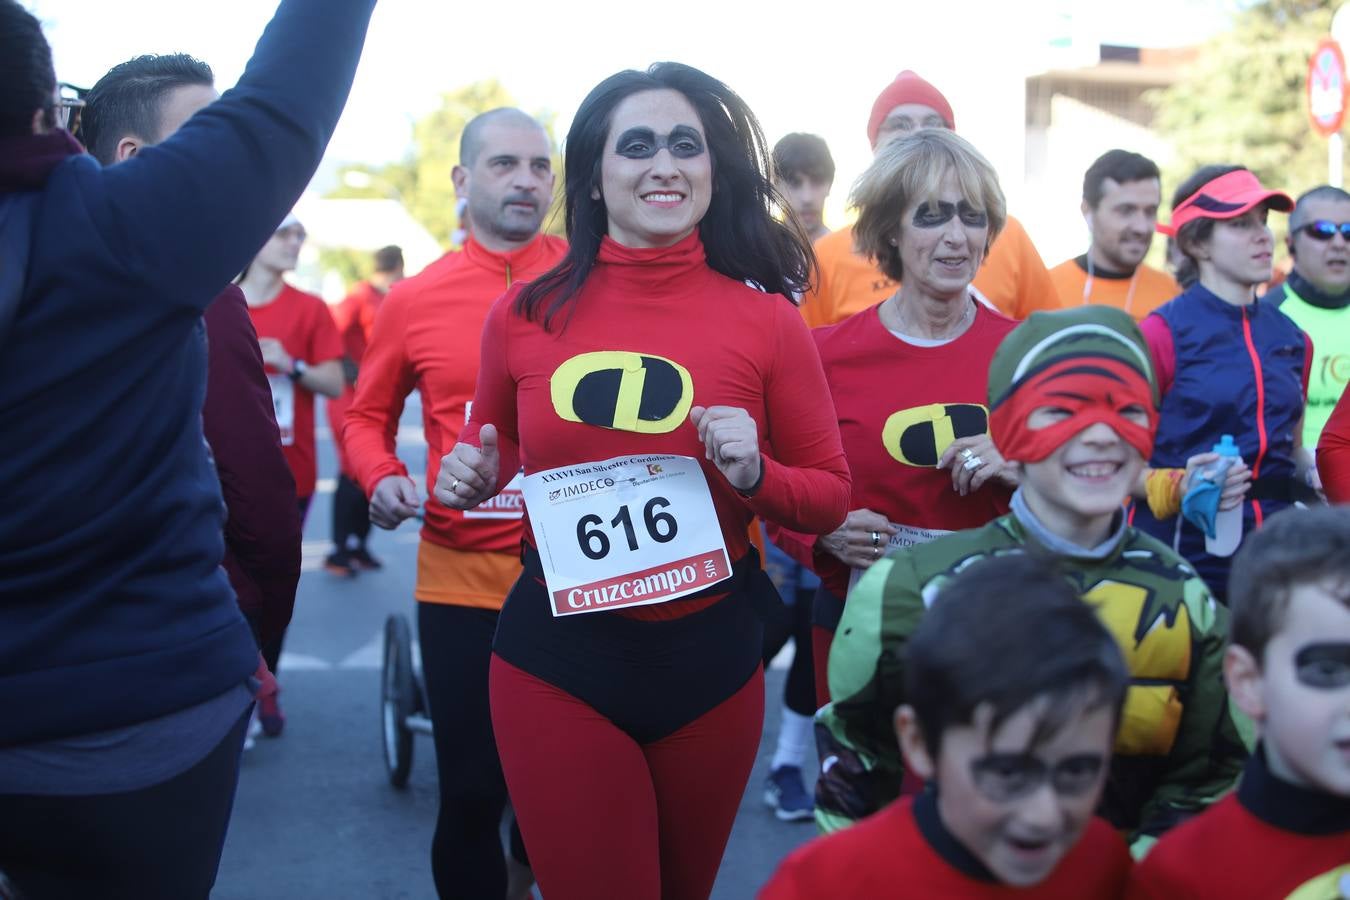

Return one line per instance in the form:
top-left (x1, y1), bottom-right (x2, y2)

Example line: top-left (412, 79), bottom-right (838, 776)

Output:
top-left (1144, 467), bottom-right (1185, 519)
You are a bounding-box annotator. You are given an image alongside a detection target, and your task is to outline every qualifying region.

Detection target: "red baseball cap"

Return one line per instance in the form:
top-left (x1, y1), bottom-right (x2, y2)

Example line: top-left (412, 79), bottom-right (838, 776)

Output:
top-left (867, 70), bottom-right (956, 148)
top-left (1158, 169), bottom-right (1293, 237)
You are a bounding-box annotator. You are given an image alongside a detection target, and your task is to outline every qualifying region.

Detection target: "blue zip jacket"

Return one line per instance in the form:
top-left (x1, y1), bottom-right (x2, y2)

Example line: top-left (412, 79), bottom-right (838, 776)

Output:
top-left (0, 0), bottom-right (377, 746)
top-left (1133, 282), bottom-right (1308, 600)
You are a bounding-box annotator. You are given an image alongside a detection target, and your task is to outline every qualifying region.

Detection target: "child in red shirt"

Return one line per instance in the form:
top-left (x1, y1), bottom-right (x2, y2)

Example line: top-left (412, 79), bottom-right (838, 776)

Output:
top-left (761, 554), bottom-right (1132, 899)
top-left (1129, 506), bottom-right (1350, 899)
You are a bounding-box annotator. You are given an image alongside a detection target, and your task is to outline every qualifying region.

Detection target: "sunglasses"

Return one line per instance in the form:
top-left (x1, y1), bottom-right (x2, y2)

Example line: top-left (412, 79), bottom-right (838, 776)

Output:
top-left (1297, 220), bottom-right (1350, 241)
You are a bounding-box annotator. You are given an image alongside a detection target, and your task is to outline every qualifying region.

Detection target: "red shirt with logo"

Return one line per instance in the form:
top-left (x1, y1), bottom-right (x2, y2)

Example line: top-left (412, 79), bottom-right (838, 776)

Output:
top-left (771, 301), bottom-right (1016, 598)
top-left (461, 231), bottom-right (851, 612)
top-left (345, 235), bottom-right (568, 565)
top-left (247, 283), bottom-right (344, 499)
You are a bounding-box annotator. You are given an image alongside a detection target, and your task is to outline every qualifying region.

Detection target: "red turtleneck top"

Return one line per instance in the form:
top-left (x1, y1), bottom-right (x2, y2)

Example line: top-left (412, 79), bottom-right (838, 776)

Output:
top-left (461, 231), bottom-right (851, 611)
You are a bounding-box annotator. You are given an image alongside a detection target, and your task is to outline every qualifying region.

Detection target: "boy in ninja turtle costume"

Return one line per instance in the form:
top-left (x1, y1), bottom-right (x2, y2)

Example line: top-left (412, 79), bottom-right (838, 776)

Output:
top-left (815, 305), bottom-right (1247, 855)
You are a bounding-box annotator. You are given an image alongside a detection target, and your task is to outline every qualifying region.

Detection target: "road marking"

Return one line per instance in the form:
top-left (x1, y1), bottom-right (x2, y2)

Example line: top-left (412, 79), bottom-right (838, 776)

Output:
top-left (278, 629), bottom-right (424, 672)
top-left (277, 652), bottom-right (334, 671)
top-left (337, 630), bottom-right (423, 670)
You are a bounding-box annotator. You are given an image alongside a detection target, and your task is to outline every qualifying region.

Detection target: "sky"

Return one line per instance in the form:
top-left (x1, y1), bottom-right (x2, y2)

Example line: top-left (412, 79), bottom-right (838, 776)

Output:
top-left (31, 0), bottom-right (1243, 221)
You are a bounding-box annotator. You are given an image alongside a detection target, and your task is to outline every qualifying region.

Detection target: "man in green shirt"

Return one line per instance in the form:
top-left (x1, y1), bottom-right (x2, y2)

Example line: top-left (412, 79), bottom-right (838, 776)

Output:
top-left (1269, 185), bottom-right (1350, 448)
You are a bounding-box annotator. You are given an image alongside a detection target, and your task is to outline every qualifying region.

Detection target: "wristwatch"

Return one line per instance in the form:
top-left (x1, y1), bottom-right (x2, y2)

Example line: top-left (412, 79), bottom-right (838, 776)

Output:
top-left (288, 359), bottom-right (308, 382)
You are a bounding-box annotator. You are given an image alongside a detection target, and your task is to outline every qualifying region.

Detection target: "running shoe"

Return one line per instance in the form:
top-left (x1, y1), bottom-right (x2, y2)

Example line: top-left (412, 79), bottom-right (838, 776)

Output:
top-left (324, 551), bottom-right (357, 577)
top-left (258, 691), bottom-right (285, 737)
top-left (243, 712), bottom-right (262, 751)
top-left (764, 765), bottom-right (813, 822)
top-left (349, 547), bottom-right (383, 571)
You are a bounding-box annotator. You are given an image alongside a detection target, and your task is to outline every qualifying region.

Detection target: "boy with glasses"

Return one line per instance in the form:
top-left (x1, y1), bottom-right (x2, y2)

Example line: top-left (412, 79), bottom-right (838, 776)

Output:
top-left (1268, 185), bottom-right (1350, 449)
top-left (761, 554), bottom-right (1133, 897)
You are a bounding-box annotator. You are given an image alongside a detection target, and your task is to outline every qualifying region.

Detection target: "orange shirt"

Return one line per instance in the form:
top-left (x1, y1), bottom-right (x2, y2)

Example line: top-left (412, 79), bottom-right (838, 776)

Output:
top-left (1048, 257), bottom-right (1179, 322)
top-left (247, 283), bottom-right (345, 498)
top-left (344, 234), bottom-right (567, 608)
top-left (800, 216), bottom-right (1060, 326)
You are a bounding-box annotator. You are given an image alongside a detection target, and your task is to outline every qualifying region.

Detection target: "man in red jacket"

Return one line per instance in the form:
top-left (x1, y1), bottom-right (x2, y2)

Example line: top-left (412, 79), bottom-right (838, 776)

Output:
top-left (325, 244), bottom-right (404, 576)
top-left (346, 107), bottom-right (565, 900)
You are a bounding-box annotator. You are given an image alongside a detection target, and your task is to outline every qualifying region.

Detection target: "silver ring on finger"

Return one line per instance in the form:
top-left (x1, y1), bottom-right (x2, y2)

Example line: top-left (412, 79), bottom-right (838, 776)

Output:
top-left (962, 455), bottom-right (984, 472)
top-left (959, 447), bottom-right (976, 461)
top-left (870, 530), bottom-right (880, 547)
top-left (872, 546), bottom-right (880, 559)
top-left (450, 478), bottom-right (460, 494)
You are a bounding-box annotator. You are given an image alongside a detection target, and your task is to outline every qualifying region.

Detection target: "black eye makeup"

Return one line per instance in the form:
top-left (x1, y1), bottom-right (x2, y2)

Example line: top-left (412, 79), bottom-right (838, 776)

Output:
top-left (911, 200), bottom-right (988, 229)
top-left (1294, 642), bottom-right (1350, 689)
top-left (968, 752), bottom-right (1105, 802)
top-left (614, 125), bottom-right (706, 160)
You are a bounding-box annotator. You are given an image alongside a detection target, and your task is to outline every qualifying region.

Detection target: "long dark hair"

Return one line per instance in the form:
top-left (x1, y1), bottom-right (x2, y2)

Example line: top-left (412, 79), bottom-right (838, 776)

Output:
top-left (1171, 163), bottom-right (1244, 289)
top-left (516, 62), bottom-right (814, 330)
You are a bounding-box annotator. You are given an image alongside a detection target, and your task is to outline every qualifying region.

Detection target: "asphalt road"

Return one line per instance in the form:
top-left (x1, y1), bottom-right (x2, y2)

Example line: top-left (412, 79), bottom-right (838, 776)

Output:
top-left (214, 395), bottom-right (818, 899)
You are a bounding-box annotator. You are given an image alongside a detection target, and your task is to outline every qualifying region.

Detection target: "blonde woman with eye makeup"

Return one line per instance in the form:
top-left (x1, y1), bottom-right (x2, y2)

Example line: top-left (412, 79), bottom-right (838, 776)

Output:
top-left (769, 129), bottom-right (1021, 715)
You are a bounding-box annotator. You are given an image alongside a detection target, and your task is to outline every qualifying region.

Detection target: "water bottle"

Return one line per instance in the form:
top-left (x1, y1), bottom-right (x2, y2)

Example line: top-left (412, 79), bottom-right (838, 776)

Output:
top-left (1206, 434), bottom-right (1243, 558)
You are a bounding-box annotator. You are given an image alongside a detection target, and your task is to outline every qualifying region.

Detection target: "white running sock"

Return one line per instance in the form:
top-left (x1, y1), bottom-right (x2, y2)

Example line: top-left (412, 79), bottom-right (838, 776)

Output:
top-left (770, 708), bottom-right (814, 772)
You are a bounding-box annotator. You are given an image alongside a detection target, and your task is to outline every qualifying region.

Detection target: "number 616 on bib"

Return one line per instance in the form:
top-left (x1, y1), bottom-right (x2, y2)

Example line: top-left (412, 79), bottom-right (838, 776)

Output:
top-left (521, 454), bottom-right (732, 617)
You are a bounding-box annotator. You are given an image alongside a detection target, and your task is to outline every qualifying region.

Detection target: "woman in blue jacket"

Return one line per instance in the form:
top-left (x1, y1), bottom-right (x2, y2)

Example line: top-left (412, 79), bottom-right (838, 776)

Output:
top-left (1132, 165), bottom-right (1314, 603)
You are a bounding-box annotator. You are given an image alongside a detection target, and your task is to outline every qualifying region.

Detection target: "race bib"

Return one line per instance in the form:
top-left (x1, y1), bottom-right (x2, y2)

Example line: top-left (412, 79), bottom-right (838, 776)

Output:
top-left (846, 522), bottom-right (952, 596)
top-left (521, 454), bottom-right (732, 617)
top-left (266, 374), bottom-right (295, 446)
top-left (464, 470), bottom-right (525, 520)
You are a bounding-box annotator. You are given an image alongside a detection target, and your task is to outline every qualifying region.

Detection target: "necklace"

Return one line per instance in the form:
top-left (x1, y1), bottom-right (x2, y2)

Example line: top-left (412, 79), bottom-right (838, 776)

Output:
top-left (885, 291), bottom-right (975, 340)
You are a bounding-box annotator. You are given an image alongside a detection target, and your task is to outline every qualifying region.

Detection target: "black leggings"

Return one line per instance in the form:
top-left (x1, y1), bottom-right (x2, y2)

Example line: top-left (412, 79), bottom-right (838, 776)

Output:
top-left (331, 473), bottom-right (371, 552)
top-left (761, 581), bottom-right (816, 717)
top-left (418, 602), bottom-right (526, 899)
top-left (0, 707), bottom-right (249, 900)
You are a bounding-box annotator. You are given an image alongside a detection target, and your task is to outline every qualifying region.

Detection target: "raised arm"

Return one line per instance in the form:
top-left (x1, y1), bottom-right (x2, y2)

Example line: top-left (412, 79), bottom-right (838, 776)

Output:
top-left (87, 0), bottom-right (378, 309)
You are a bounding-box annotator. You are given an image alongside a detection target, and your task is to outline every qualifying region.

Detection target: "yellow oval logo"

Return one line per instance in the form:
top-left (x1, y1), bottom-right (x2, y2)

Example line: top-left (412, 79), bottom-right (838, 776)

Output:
top-left (550, 351), bottom-right (693, 434)
top-left (882, 403), bottom-right (990, 467)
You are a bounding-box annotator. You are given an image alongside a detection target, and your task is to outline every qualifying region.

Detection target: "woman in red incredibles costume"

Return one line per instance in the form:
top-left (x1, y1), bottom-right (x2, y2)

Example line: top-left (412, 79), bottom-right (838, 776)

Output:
top-left (1131, 165), bottom-right (1314, 603)
top-left (768, 129), bottom-right (1019, 710)
top-left (436, 63), bottom-right (850, 900)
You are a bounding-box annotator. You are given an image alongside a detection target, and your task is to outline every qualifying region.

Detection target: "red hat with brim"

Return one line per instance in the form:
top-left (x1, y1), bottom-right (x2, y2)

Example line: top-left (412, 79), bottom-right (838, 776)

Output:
top-left (1157, 169), bottom-right (1293, 237)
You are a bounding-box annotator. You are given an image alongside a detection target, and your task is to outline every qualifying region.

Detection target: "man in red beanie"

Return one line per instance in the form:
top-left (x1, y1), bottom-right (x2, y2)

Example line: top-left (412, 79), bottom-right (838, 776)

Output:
top-left (800, 70), bottom-right (1062, 326)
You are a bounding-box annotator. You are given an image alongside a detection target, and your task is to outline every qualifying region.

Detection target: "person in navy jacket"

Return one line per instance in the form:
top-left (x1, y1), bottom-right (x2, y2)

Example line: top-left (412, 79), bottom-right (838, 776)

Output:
top-left (0, 0), bottom-right (377, 895)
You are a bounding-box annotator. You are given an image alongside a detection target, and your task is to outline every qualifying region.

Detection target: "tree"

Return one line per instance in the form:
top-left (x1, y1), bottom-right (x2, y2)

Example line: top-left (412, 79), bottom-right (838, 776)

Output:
top-left (327, 80), bottom-right (565, 247)
top-left (1150, 0), bottom-right (1342, 201)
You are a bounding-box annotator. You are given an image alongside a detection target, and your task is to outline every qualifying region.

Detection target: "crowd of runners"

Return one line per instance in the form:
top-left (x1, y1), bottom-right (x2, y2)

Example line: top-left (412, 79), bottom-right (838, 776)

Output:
top-left (2, 0), bottom-right (1349, 897)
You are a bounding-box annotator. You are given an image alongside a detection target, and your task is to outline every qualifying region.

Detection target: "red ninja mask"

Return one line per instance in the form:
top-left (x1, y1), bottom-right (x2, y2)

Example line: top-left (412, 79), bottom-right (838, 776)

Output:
top-left (990, 357), bottom-right (1157, 464)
